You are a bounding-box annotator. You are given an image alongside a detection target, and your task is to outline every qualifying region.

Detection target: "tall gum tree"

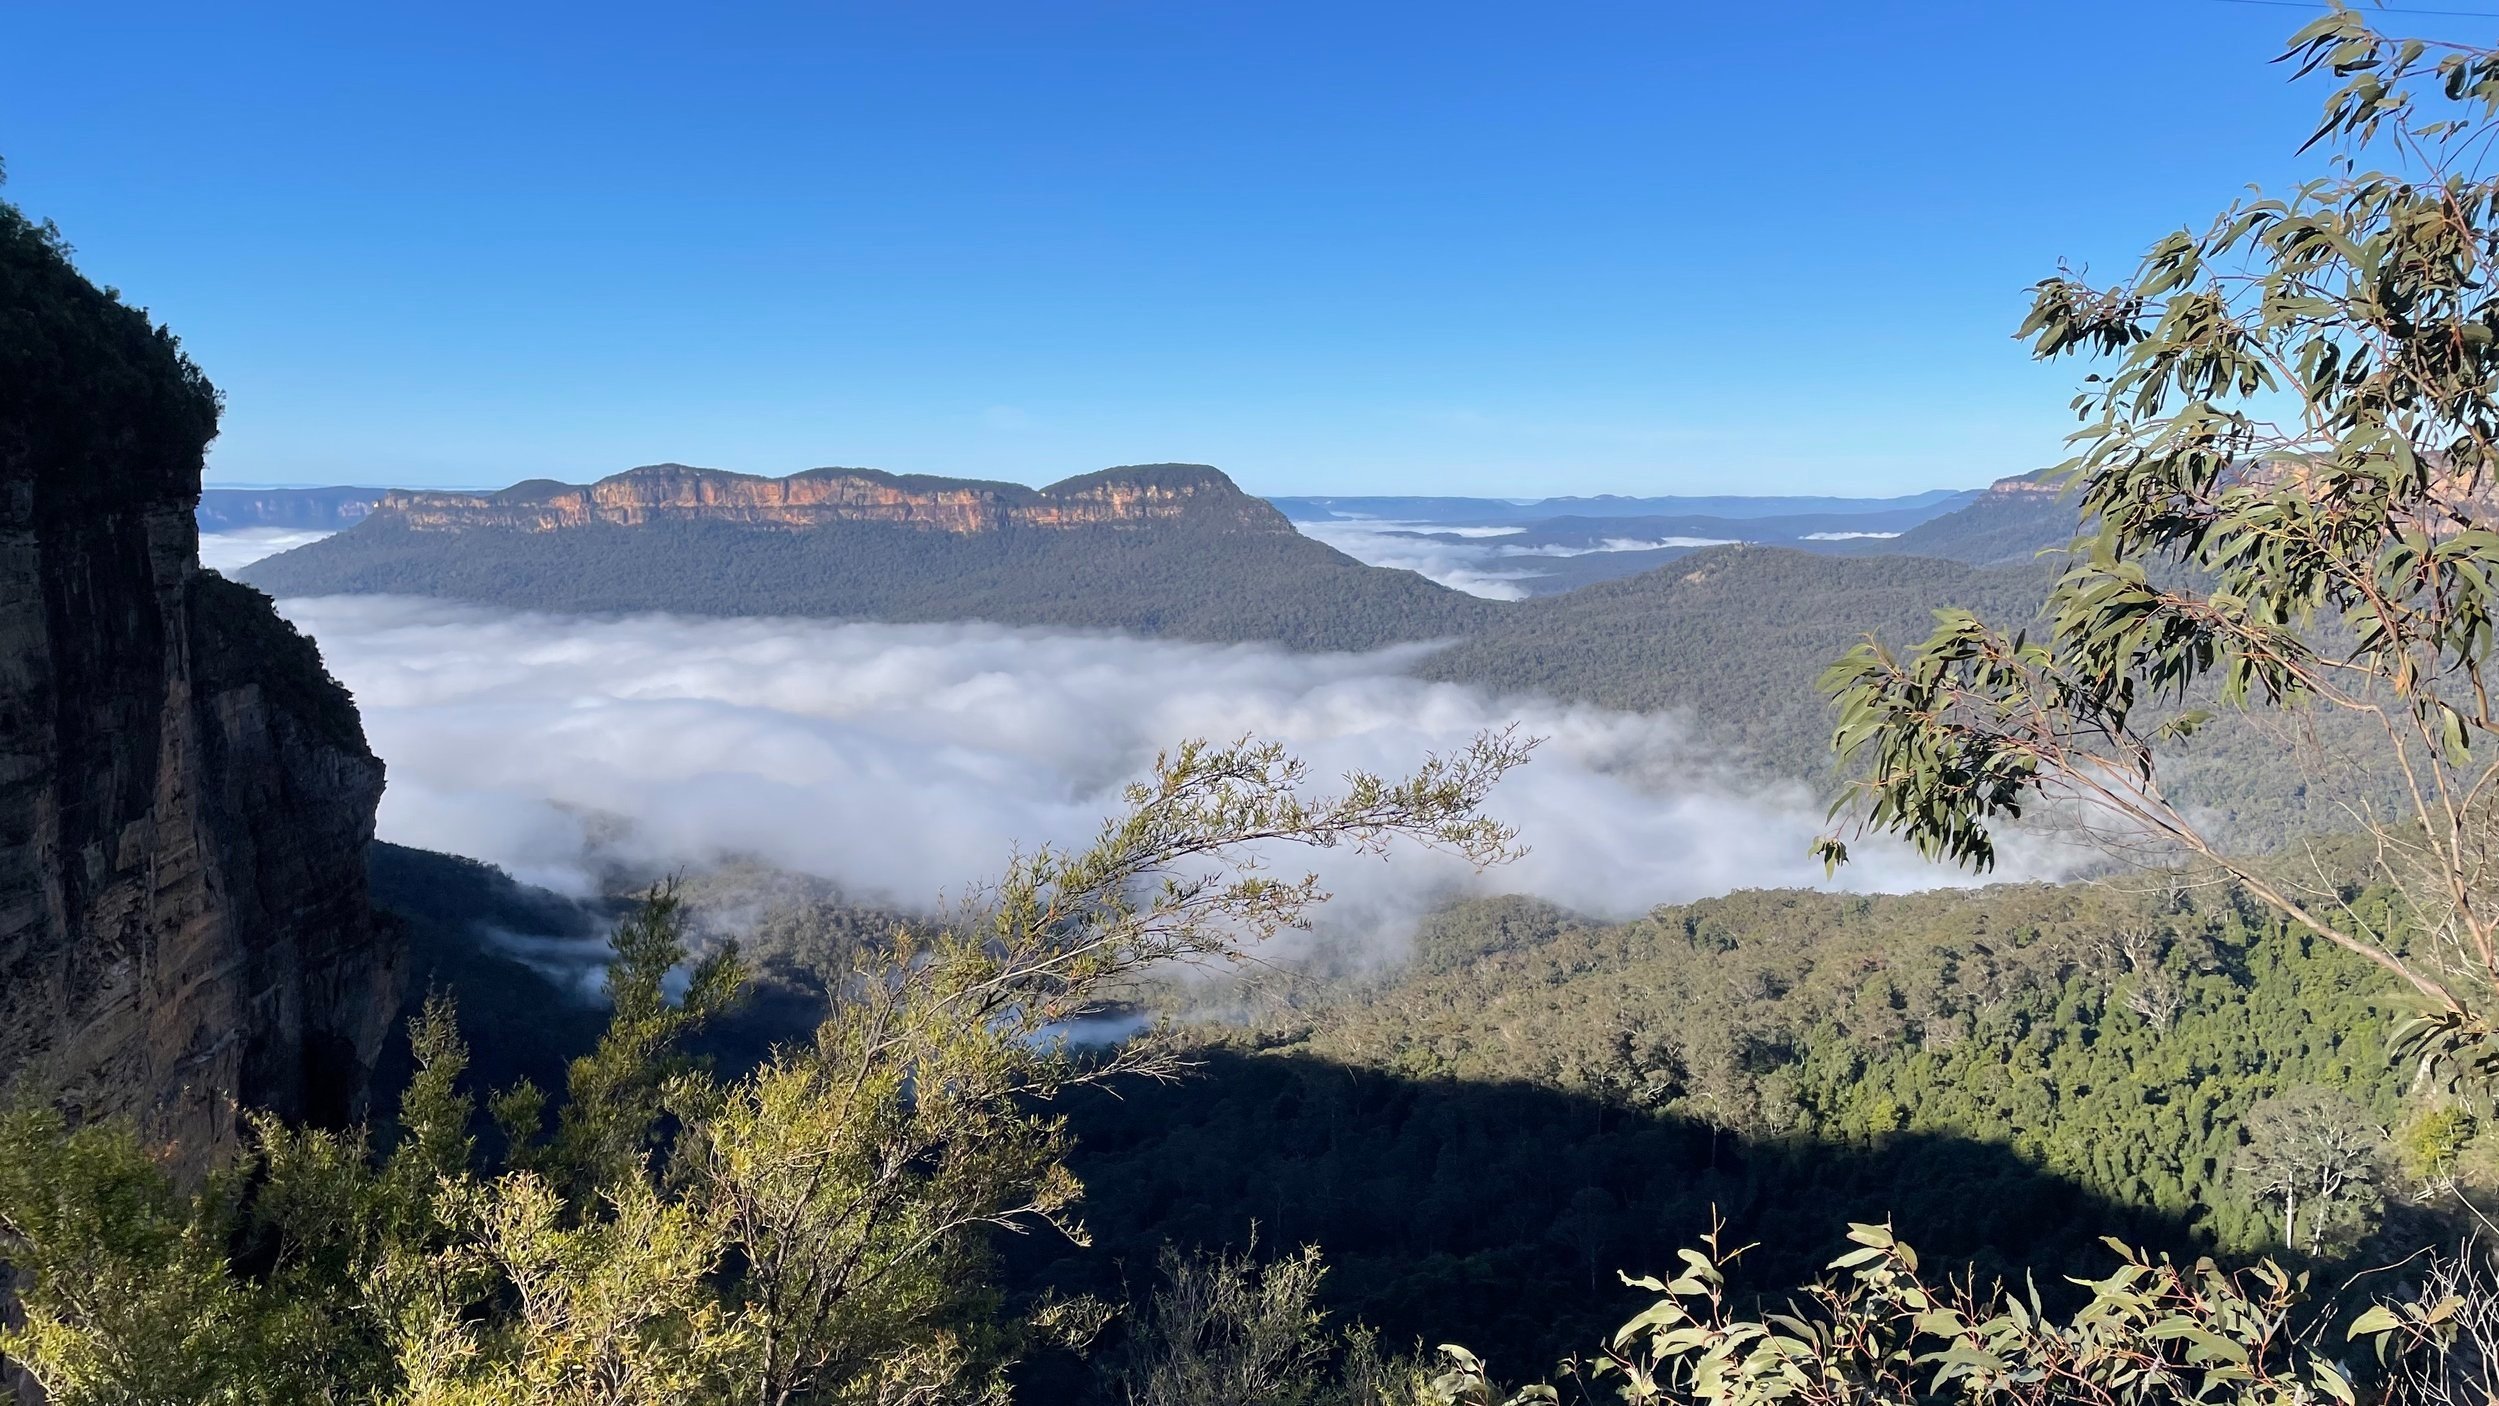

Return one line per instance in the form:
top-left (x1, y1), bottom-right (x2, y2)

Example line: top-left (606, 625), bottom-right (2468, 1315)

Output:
top-left (1816, 7), bottom-right (2499, 1084)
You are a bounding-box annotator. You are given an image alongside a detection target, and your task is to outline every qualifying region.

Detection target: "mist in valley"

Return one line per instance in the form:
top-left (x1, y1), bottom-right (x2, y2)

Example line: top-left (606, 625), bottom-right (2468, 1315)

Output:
top-left (1292, 516), bottom-right (1739, 600)
top-left (197, 526), bottom-right (337, 572)
top-left (256, 578), bottom-right (2047, 968)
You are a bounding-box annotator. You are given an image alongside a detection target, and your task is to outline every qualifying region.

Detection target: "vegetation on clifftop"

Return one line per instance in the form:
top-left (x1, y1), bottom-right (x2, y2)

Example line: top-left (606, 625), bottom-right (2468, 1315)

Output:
top-left (0, 163), bottom-right (219, 506)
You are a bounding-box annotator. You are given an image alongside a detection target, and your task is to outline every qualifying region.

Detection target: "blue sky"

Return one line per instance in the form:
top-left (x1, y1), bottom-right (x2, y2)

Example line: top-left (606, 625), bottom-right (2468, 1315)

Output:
top-left (6, 0), bottom-right (2482, 496)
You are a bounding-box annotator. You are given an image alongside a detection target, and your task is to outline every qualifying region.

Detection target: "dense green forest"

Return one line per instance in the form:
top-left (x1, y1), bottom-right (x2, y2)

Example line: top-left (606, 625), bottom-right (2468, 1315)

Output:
top-left (1848, 484), bottom-right (2068, 565)
top-left (1417, 548), bottom-right (2061, 778)
top-left (349, 844), bottom-right (2478, 1391)
top-left (1019, 878), bottom-right (2463, 1377)
top-left (1416, 541), bottom-right (2385, 839)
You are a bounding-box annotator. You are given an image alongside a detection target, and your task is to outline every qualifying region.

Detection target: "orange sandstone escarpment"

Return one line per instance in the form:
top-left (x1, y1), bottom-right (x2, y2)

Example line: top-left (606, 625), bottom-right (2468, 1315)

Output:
top-left (239, 456), bottom-right (1496, 651)
top-left (377, 462), bottom-right (1294, 534)
top-left (1982, 456), bottom-right (2499, 523)
top-left (1981, 470), bottom-right (2062, 497)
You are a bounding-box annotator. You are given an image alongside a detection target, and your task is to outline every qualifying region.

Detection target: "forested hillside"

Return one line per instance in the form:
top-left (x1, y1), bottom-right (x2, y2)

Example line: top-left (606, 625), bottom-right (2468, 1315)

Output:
top-left (1031, 877), bottom-right (2442, 1375)
top-left (1405, 539), bottom-right (2374, 839)
top-left (341, 841), bottom-right (2468, 1390)
top-left (354, 836), bottom-right (2465, 1383)
top-left (1860, 482), bottom-right (2070, 565)
top-left (1418, 546), bottom-right (2059, 775)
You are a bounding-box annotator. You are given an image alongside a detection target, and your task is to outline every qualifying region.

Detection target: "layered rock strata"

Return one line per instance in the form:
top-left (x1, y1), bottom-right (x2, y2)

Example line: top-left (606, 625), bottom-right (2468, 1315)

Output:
top-left (0, 199), bottom-right (398, 1172)
top-left (375, 461), bottom-right (1291, 534)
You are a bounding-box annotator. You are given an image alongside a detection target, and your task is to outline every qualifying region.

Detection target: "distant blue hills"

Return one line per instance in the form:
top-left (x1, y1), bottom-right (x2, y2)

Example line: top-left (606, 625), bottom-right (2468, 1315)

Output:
top-left (1265, 488), bottom-right (1975, 526)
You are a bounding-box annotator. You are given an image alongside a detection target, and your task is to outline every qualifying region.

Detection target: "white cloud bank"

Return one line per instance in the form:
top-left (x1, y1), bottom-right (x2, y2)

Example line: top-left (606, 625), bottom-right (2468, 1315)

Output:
top-left (1292, 520), bottom-right (1549, 599)
top-left (272, 595), bottom-right (2047, 957)
top-left (1294, 518), bottom-right (1740, 597)
top-left (199, 528), bottom-right (335, 572)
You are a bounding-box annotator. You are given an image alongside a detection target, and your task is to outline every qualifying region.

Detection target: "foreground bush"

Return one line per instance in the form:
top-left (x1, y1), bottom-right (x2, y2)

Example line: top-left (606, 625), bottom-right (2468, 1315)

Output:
top-left (1430, 1223), bottom-right (2460, 1406)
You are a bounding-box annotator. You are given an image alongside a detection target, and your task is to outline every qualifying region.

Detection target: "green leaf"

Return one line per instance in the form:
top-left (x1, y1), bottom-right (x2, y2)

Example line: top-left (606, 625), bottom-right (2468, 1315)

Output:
top-left (2347, 1304), bottom-right (2403, 1339)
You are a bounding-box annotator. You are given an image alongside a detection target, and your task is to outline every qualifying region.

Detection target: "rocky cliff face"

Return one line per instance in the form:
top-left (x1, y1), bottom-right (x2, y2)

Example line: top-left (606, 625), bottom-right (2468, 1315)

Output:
top-left (1983, 471), bottom-right (2062, 497)
top-left (376, 462), bottom-right (1292, 534)
top-left (0, 201), bottom-right (398, 1171)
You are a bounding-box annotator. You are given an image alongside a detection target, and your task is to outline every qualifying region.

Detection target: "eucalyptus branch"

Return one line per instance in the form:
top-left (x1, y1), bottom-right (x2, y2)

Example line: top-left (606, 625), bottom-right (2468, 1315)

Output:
top-left (1818, 3), bottom-right (2499, 1088)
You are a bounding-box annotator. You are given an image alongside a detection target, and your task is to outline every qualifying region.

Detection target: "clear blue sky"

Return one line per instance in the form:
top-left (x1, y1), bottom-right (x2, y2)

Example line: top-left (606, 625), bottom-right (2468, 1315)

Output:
top-left (8, 0), bottom-right (2487, 496)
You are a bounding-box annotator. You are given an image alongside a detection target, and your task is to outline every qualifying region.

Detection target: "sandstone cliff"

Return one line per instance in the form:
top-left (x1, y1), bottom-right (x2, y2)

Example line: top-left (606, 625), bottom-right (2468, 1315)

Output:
top-left (1981, 469), bottom-right (2062, 496)
top-left (374, 461), bottom-right (1293, 534)
top-left (0, 199), bottom-right (398, 1169)
top-left (243, 457), bottom-right (1493, 653)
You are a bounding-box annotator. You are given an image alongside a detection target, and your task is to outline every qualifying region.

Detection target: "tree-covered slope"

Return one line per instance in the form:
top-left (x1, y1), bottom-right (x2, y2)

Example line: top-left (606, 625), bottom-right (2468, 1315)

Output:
top-left (1862, 484), bottom-right (2073, 565)
top-left (1417, 545), bottom-right (2060, 776)
top-left (1416, 541), bottom-right (2370, 835)
top-left (1038, 877), bottom-right (2423, 1372)
top-left (359, 841), bottom-right (2362, 1381)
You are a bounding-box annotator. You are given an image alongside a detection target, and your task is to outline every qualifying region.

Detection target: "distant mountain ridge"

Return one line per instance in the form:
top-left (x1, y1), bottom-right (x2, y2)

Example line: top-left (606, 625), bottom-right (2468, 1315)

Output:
top-left (1277, 478), bottom-right (2064, 596)
top-left (241, 462), bottom-right (1496, 652)
top-left (375, 461), bottom-right (1287, 535)
top-left (226, 462), bottom-right (2330, 828)
top-left (199, 485), bottom-right (382, 531)
top-left (203, 479), bottom-right (2006, 540)
top-left (218, 466), bottom-right (2077, 651)
top-left (1270, 487), bottom-right (1975, 526)
top-left (1859, 472), bottom-right (2072, 566)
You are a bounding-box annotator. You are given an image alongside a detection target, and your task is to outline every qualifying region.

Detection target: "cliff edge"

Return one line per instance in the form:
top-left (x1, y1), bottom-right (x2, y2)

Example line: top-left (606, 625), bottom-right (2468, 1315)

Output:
top-left (371, 460), bottom-right (1293, 534)
top-left (243, 461), bottom-right (1492, 652)
top-left (0, 198), bottom-right (398, 1168)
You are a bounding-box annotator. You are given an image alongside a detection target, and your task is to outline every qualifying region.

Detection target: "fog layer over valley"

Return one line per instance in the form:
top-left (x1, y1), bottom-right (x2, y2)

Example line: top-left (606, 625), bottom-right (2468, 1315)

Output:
top-left (29, 14), bottom-right (2499, 1400)
top-left (1287, 519), bottom-right (1552, 599)
top-left (1291, 518), bottom-right (1741, 599)
top-left (272, 590), bottom-right (2026, 956)
top-left (197, 527), bottom-right (335, 572)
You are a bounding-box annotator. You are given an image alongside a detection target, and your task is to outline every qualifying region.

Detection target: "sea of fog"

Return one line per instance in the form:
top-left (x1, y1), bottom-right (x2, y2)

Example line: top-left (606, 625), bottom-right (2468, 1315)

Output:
top-left (1292, 518), bottom-right (1733, 600)
top-left (199, 527), bottom-right (340, 573)
top-left (208, 529), bottom-right (2049, 955)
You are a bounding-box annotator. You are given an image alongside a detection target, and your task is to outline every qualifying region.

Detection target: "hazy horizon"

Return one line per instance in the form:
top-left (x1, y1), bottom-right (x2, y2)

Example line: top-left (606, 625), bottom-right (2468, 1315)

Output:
top-left (197, 463), bottom-right (1997, 499)
top-left (8, 1), bottom-right (2434, 498)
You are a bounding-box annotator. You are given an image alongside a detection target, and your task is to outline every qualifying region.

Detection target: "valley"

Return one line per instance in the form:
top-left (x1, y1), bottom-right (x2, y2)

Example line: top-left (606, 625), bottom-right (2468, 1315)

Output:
top-left (208, 460), bottom-right (2312, 842)
top-left (180, 458), bottom-right (2428, 1387)
top-left (14, 8), bottom-right (2499, 1403)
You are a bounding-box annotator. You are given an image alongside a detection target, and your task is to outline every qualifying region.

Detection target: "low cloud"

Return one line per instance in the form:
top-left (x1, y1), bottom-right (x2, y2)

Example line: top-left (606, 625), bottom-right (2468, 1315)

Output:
top-left (271, 594), bottom-right (2047, 964)
top-left (1293, 519), bottom-right (1547, 599)
top-left (1492, 537), bottom-right (1732, 557)
top-left (1296, 518), bottom-right (1741, 596)
top-left (1425, 525), bottom-right (1529, 539)
top-left (200, 528), bottom-right (335, 572)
